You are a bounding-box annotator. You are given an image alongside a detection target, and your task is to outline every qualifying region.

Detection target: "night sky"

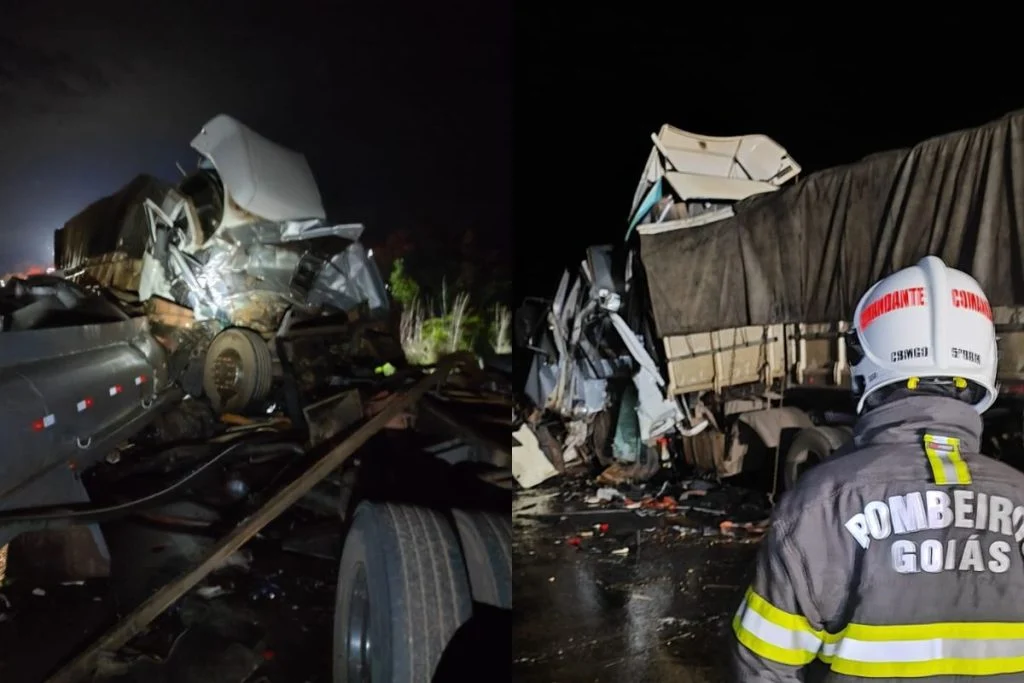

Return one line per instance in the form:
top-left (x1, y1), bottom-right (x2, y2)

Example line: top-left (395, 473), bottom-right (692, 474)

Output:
top-left (5, 8), bottom-right (1024, 299)
top-left (516, 12), bottom-right (1024, 299)
top-left (0, 1), bottom-right (510, 274)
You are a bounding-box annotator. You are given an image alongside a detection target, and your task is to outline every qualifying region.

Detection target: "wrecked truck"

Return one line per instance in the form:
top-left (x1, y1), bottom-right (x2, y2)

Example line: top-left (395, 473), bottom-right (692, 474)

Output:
top-left (518, 108), bottom-right (1024, 494)
top-left (3, 115), bottom-right (511, 683)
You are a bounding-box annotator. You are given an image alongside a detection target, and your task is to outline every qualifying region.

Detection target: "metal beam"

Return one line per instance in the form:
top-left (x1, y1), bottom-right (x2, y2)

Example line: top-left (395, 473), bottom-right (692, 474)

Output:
top-left (45, 354), bottom-right (464, 683)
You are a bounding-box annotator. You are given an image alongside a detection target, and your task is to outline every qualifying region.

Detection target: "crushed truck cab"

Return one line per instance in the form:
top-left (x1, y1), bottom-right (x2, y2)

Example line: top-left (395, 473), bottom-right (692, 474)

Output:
top-left (55, 114), bottom-right (388, 335)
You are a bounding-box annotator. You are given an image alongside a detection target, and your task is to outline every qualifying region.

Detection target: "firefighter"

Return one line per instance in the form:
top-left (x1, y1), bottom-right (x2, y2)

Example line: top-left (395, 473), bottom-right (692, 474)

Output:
top-left (730, 255), bottom-right (1024, 681)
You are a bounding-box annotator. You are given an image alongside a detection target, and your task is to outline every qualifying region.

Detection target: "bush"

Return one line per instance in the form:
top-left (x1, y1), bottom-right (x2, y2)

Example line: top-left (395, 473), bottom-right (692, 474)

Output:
top-left (394, 266), bottom-right (511, 365)
top-left (389, 258), bottom-right (419, 307)
top-left (490, 303), bottom-right (511, 354)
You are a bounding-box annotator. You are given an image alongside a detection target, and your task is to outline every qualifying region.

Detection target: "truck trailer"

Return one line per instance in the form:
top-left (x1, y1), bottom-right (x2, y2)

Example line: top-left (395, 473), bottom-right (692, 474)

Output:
top-left (519, 109), bottom-right (1024, 494)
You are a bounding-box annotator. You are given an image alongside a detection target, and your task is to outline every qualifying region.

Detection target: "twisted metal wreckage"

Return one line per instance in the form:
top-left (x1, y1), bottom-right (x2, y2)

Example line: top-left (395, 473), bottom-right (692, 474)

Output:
top-left (0, 113), bottom-right (399, 557)
top-left (56, 113), bottom-right (388, 334)
top-left (0, 115), bottom-right (512, 683)
top-left (514, 126), bottom-right (800, 488)
top-left (516, 109), bottom-right (1024, 491)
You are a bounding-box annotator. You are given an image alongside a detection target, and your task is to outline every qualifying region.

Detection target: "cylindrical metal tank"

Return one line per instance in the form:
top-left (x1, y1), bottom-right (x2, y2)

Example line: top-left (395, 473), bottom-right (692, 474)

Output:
top-left (0, 316), bottom-right (167, 501)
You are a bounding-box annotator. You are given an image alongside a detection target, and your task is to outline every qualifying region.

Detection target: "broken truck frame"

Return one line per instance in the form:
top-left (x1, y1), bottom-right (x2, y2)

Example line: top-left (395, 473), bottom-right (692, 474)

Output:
top-left (0, 113), bottom-right (512, 682)
top-left (46, 353), bottom-right (468, 683)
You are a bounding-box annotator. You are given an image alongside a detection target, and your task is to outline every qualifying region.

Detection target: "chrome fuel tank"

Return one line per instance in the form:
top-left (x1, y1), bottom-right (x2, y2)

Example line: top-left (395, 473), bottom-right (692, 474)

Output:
top-left (0, 316), bottom-right (167, 503)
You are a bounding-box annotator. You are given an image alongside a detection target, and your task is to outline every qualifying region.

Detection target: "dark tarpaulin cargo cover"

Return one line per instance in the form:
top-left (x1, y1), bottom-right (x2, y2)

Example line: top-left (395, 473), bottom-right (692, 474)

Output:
top-left (640, 109), bottom-right (1024, 337)
top-left (54, 175), bottom-right (168, 270)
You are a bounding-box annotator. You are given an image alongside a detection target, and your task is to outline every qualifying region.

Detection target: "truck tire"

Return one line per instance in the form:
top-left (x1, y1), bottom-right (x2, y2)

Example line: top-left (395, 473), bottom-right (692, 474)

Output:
top-left (452, 509), bottom-right (512, 609)
top-left (202, 327), bottom-right (273, 414)
top-left (783, 425), bottom-right (852, 490)
top-left (333, 502), bottom-right (472, 683)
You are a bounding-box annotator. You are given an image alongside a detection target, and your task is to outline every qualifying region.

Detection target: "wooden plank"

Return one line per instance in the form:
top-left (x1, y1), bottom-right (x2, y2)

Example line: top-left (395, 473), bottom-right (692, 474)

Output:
top-left (45, 355), bottom-right (464, 683)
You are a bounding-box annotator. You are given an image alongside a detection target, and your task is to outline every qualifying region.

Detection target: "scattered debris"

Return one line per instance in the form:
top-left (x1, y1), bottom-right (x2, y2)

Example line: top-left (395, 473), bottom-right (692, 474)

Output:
top-left (673, 526), bottom-right (701, 538)
top-left (594, 487), bottom-right (624, 502)
top-left (610, 548), bottom-right (629, 557)
top-left (640, 495), bottom-right (677, 511)
top-left (518, 472), bottom-right (770, 552)
top-left (719, 519), bottom-right (769, 541)
top-left (197, 585), bottom-right (230, 599)
top-left (513, 422), bottom-right (560, 488)
top-left (216, 549), bottom-right (254, 573)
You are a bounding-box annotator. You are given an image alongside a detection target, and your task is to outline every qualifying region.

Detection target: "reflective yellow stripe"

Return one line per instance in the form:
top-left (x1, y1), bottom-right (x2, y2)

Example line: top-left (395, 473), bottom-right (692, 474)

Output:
top-left (819, 621), bottom-right (1024, 677)
top-left (923, 434), bottom-right (971, 485)
top-left (838, 621), bottom-right (1024, 641)
top-left (732, 588), bottom-right (821, 666)
top-left (732, 613), bottom-right (817, 666)
top-left (950, 448), bottom-right (972, 484)
top-left (828, 655), bottom-right (1024, 678)
top-left (743, 587), bottom-right (822, 638)
top-left (733, 587), bottom-right (1024, 676)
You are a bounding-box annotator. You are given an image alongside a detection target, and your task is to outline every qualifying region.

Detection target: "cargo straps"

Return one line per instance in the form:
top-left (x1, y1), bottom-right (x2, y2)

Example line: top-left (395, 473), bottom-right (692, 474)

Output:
top-left (923, 433), bottom-right (971, 485)
top-left (734, 587), bottom-right (1024, 677)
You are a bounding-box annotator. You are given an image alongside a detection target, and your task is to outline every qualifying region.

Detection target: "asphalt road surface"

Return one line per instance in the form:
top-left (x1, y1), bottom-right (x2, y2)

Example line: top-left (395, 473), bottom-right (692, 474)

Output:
top-left (513, 487), bottom-right (760, 683)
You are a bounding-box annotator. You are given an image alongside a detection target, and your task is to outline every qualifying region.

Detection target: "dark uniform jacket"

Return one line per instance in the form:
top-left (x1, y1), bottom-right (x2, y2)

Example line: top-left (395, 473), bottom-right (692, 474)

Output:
top-left (730, 395), bottom-right (1024, 681)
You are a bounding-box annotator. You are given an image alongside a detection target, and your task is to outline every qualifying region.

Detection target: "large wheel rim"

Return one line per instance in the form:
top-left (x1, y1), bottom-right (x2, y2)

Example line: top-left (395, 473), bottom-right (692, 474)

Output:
top-left (211, 348), bottom-right (244, 400)
top-left (346, 564), bottom-right (372, 682)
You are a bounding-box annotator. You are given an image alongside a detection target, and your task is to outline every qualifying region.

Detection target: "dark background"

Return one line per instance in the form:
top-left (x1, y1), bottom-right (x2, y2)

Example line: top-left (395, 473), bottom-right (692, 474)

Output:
top-left (5, 5), bottom-right (1024, 305)
top-left (0, 0), bottom-right (511, 289)
top-left (515, 12), bottom-right (1024, 299)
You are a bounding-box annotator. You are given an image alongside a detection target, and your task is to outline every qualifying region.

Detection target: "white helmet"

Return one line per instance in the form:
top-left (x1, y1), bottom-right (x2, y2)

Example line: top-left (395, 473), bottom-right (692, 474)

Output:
top-left (848, 255), bottom-right (998, 414)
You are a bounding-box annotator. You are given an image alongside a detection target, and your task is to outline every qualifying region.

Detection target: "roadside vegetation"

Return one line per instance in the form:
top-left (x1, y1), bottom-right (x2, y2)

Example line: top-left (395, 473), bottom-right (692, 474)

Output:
top-left (390, 258), bottom-right (511, 365)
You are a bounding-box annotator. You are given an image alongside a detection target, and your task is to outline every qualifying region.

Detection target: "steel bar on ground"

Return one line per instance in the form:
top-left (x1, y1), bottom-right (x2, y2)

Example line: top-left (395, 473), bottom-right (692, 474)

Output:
top-left (45, 355), bottom-right (463, 683)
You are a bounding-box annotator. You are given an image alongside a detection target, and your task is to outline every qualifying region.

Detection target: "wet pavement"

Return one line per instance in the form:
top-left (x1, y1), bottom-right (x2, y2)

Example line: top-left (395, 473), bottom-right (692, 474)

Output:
top-left (513, 485), bottom-right (761, 683)
top-left (0, 510), bottom-right (339, 683)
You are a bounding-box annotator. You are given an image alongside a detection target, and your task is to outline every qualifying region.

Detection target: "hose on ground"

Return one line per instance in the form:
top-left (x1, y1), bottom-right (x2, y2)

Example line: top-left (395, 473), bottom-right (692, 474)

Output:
top-left (0, 440), bottom-right (305, 526)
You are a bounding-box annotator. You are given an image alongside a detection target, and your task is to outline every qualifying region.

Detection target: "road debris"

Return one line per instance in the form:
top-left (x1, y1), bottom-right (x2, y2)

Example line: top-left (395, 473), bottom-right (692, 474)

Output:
top-left (197, 585), bottom-right (230, 600)
top-left (515, 474), bottom-right (761, 683)
top-left (719, 519), bottom-right (770, 541)
top-left (587, 487), bottom-right (624, 504)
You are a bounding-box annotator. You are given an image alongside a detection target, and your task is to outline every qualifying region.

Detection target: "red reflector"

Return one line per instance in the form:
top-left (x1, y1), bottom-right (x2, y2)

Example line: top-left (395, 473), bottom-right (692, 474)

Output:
top-left (33, 414), bottom-right (55, 431)
top-left (86, 397), bottom-right (94, 408)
